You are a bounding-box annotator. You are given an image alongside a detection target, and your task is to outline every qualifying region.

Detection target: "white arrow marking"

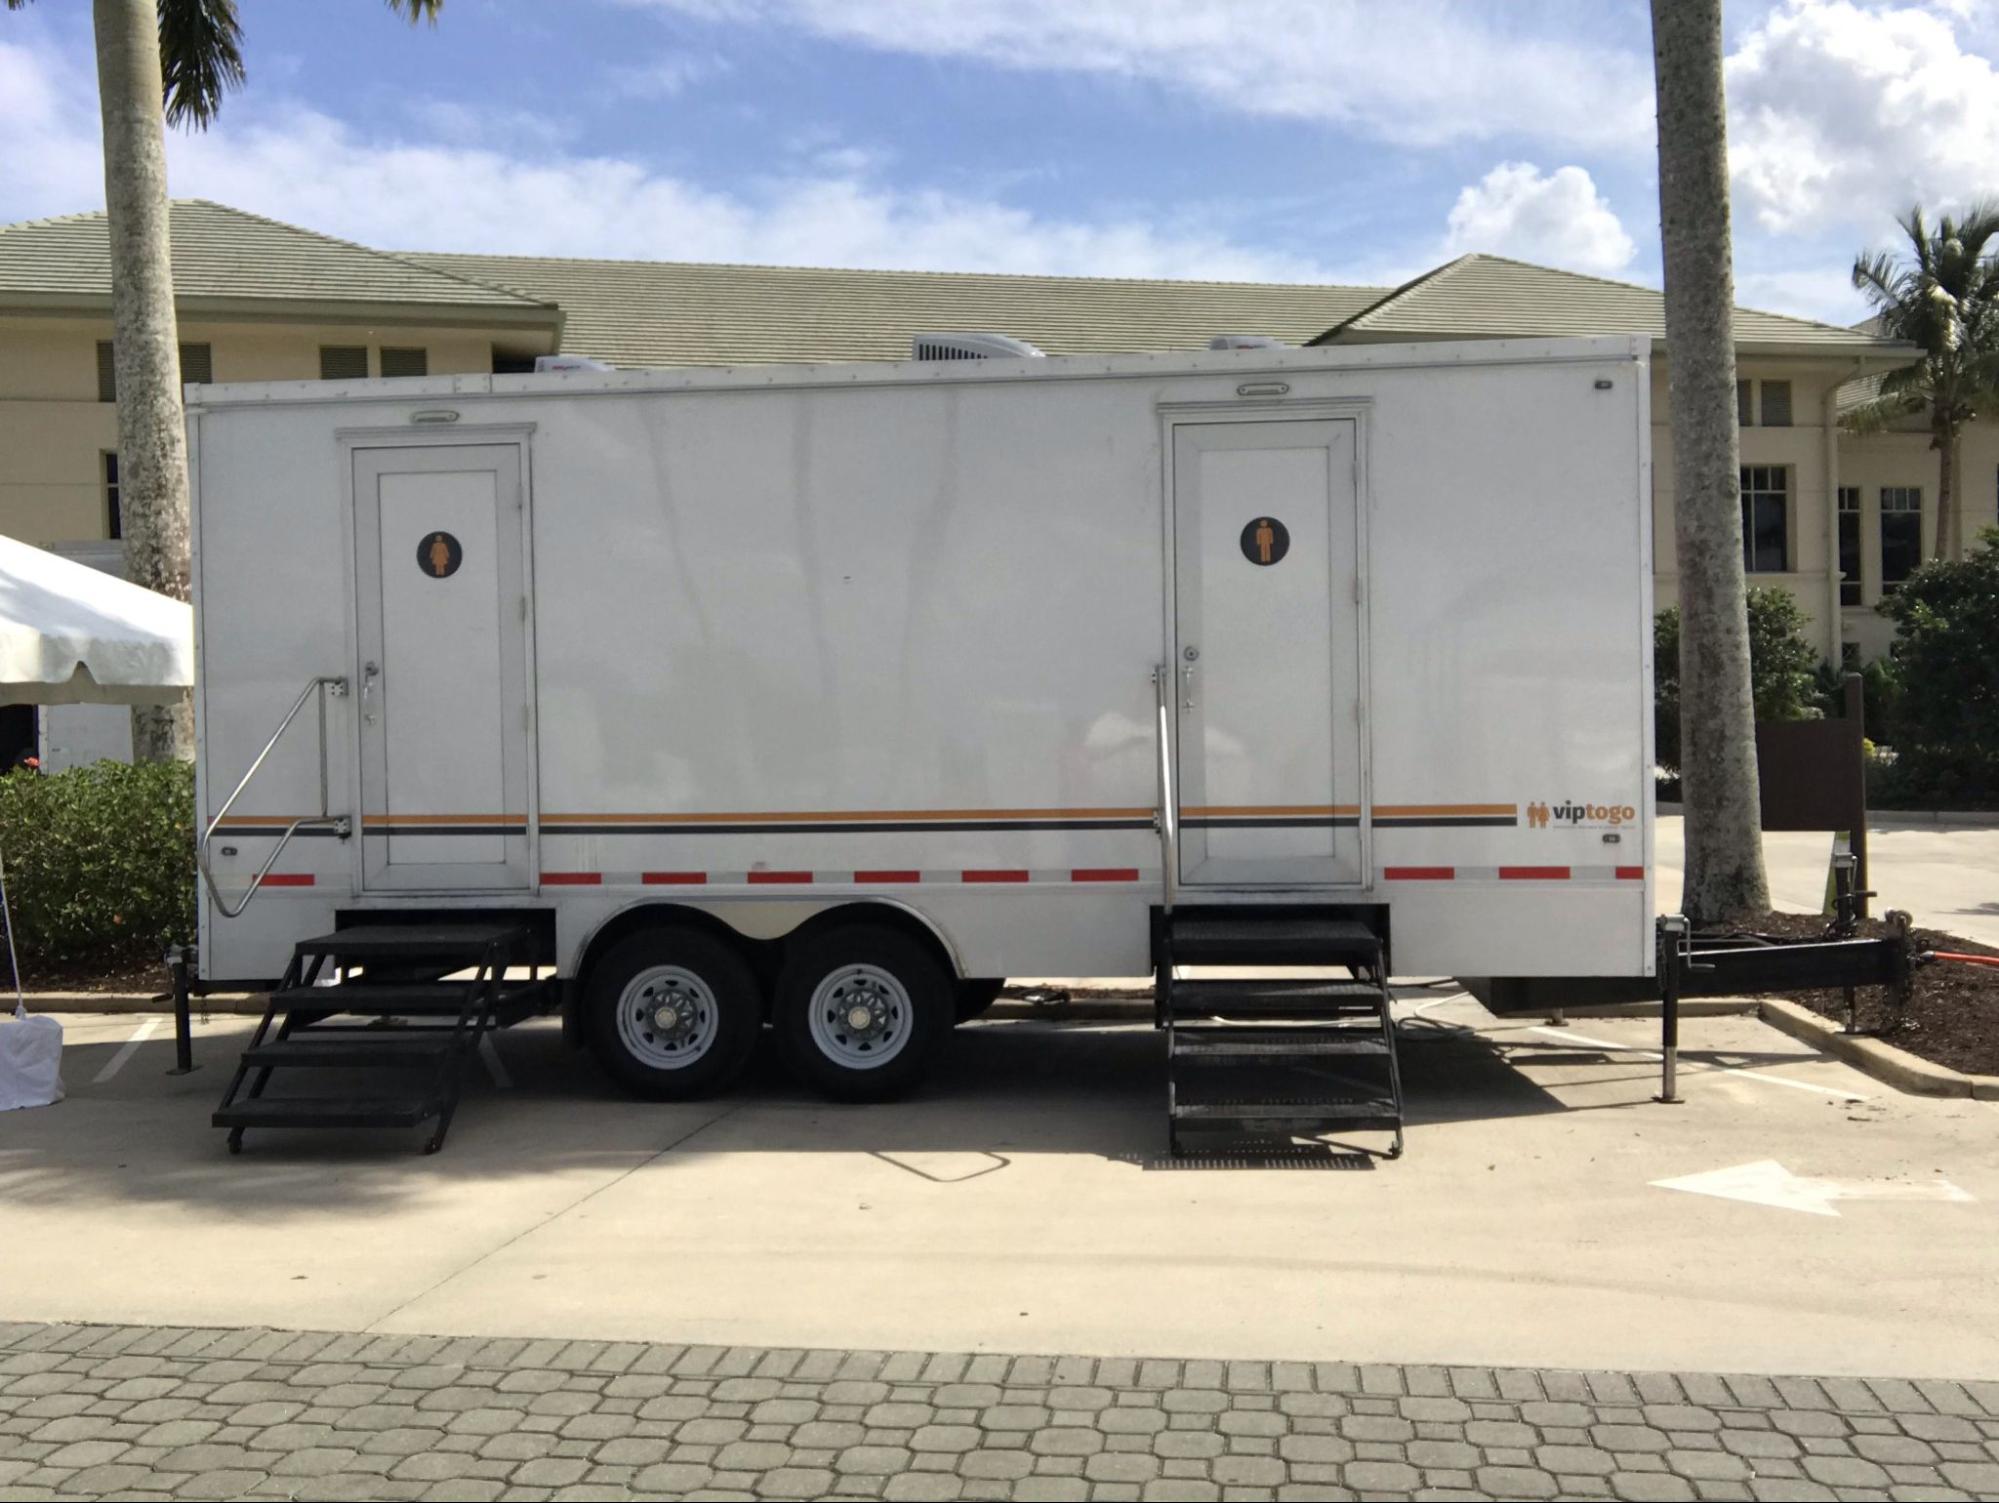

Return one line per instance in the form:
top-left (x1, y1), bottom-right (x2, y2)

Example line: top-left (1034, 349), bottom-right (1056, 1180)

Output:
top-left (1653, 1159), bottom-right (1974, 1217)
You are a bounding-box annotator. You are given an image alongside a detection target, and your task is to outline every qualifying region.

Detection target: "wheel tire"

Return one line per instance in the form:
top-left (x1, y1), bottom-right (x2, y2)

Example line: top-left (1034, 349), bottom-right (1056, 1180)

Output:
top-left (954, 977), bottom-right (1005, 1023)
top-left (773, 925), bottom-right (952, 1101)
top-left (586, 927), bottom-right (761, 1100)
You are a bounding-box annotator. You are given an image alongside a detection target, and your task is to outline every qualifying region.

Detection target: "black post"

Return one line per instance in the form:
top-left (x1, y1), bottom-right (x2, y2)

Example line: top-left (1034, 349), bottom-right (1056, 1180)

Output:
top-left (1656, 916), bottom-right (1684, 1104)
top-left (1845, 672), bottom-right (1870, 920)
top-left (168, 944), bottom-right (195, 1075)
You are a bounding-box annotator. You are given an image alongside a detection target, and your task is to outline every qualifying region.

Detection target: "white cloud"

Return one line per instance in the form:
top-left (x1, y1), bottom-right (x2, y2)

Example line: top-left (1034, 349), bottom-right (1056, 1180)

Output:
top-left (0, 36), bottom-right (1355, 284)
top-left (1727, 0), bottom-right (1999, 233)
top-left (1442, 162), bottom-right (1636, 274)
top-left (629, 0), bottom-right (1656, 152)
top-left (605, 50), bottom-right (733, 99)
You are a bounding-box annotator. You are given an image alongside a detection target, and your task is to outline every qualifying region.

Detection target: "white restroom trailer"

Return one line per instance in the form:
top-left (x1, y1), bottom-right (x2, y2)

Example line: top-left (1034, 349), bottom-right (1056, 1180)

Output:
top-left (189, 334), bottom-right (1654, 1108)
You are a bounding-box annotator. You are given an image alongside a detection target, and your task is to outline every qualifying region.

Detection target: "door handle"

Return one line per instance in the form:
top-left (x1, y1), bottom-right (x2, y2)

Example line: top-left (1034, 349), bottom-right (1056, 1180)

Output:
top-left (361, 661), bottom-right (380, 724)
top-left (1180, 663), bottom-right (1195, 709)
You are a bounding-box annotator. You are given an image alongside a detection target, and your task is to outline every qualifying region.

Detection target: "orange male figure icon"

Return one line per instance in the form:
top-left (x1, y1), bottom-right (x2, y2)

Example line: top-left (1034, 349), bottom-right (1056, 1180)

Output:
top-left (1255, 518), bottom-right (1275, 564)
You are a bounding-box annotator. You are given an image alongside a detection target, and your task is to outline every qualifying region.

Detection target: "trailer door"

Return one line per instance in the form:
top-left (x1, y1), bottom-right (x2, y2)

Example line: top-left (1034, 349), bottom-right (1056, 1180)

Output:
top-left (1172, 419), bottom-right (1363, 886)
top-left (352, 443), bottom-right (530, 891)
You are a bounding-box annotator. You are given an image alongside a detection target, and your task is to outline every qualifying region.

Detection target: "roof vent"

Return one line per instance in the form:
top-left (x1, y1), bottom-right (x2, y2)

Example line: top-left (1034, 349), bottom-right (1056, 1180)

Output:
top-left (911, 332), bottom-right (1046, 361)
top-left (534, 354), bottom-right (615, 372)
top-left (1209, 334), bottom-right (1293, 351)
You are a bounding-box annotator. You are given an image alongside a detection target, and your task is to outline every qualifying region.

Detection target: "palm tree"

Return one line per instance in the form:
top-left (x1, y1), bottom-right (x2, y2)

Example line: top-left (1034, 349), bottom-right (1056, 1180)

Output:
top-left (1650, 0), bottom-right (1770, 925)
top-left (5, 0), bottom-right (440, 761)
top-left (1848, 205), bottom-right (1999, 562)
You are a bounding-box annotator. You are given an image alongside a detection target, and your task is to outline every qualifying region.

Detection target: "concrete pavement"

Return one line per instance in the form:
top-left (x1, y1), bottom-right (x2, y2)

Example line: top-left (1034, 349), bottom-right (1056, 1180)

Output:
top-left (9, 1002), bottom-right (1997, 1383)
top-left (1653, 815), bottom-right (1999, 946)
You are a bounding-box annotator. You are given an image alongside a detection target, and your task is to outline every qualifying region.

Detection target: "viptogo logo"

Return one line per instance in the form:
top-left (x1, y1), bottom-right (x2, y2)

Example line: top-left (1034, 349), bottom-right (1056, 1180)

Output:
top-left (1527, 800), bottom-right (1637, 829)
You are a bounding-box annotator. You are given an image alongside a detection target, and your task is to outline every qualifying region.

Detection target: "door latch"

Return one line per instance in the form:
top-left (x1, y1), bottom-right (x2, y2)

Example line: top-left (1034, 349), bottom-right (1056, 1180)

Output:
top-left (361, 661), bottom-right (380, 724)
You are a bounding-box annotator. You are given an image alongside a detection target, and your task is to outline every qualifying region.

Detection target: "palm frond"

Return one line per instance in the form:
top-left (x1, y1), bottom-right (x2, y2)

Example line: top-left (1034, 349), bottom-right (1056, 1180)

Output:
top-left (1839, 391), bottom-right (1926, 434)
top-left (158, 0), bottom-right (244, 129)
top-left (386, 0), bottom-right (444, 21)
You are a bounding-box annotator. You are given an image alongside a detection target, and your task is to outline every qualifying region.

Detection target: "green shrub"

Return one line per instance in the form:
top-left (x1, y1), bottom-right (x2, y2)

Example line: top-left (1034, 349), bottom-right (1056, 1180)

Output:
top-left (0, 759), bottom-right (195, 967)
top-left (1654, 587), bottom-right (1824, 773)
top-left (1813, 657), bottom-right (1904, 746)
top-left (1877, 529), bottom-right (1999, 802)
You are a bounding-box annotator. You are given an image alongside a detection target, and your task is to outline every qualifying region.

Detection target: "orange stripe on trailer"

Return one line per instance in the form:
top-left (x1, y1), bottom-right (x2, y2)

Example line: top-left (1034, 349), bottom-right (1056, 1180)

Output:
top-left (542, 871), bottom-right (601, 885)
top-left (1498, 866), bottom-right (1570, 880)
top-left (1179, 804), bottom-right (1355, 817)
top-left (641, 872), bottom-right (707, 885)
top-left (1070, 867), bottom-right (1140, 882)
top-left (1373, 803), bottom-right (1517, 817)
top-left (1383, 866), bottom-right (1454, 880)
top-left (962, 869), bottom-right (1031, 883)
top-left (255, 873), bottom-right (314, 887)
top-left (1616, 866), bottom-right (1645, 880)
top-left (854, 870), bottom-right (923, 884)
top-left (746, 871), bottom-right (813, 884)
top-left (361, 813), bottom-right (525, 826)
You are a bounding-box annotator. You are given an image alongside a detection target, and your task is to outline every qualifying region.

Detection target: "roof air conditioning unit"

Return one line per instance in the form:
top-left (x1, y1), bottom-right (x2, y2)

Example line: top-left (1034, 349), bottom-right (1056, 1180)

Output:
top-left (1209, 334), bottom-right (1293, 351)
top-left (911, 332), bottom-right (1046, 361)
top-left (534, 354), bottom-right (615, 372)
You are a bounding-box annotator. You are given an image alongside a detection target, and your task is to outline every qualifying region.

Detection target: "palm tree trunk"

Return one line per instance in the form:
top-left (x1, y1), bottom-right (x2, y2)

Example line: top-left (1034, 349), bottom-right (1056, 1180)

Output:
top-left (94, 0), bottom-right (193, 761)
top-left (1651, 0), bottom-right (1769, 925)
top-left (1935, 431), bottom-right (1957, 561)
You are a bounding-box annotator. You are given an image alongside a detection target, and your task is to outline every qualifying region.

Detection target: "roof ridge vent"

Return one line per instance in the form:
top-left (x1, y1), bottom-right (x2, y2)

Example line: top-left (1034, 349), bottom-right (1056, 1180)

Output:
top-left (911, 331), bottom-right (1046, 361)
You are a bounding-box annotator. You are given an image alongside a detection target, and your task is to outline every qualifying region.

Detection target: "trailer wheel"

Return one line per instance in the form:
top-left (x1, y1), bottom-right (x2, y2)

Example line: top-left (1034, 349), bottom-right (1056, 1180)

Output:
top-left (586, 927), bottom-right (760, 1100)
top-left (954, 978), bottom-right (1005, 1023)
top-left (774, 925), bottom-right (951, 1101)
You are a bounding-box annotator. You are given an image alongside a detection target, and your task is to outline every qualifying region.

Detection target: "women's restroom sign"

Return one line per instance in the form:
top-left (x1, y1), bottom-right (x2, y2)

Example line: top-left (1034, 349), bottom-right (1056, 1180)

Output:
top-left (1240, 515), bottom-right (1289, 567)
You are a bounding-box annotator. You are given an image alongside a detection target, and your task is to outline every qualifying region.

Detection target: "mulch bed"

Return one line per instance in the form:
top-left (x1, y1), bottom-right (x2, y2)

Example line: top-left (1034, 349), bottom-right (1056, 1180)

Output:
top-left (10, 952), bottom-right (173, 997)
top-left (1738, 911), bottom-right (1999, 1077)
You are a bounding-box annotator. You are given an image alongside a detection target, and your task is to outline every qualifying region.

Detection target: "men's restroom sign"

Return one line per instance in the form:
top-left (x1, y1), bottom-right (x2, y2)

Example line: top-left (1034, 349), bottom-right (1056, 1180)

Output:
top-left (1240, 515), bottom-right (1289, 566)
top-left (418, 531), bottom-right (462, 579)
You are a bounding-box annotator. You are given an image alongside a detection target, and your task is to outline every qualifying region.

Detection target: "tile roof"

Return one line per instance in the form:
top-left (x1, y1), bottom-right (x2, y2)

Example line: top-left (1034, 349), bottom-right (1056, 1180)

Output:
top-left (1314, 253), bottom-right (1900, 351)
top-left (0, 200), bottom-right (555, 315)
top-left (407, 252), bottom-right (1387, 366)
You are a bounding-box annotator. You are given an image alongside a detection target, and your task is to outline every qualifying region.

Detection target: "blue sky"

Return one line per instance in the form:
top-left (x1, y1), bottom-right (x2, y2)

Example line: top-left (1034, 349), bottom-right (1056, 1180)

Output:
top-left (6, 0), bottom-right (1999, 322)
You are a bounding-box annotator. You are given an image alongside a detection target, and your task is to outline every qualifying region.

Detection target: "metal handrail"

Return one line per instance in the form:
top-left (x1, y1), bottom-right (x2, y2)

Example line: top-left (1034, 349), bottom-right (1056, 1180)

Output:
top-left (197, 675), bottom-right (349, 919)
top-left (1153, 663), bottom-right (1179, 916)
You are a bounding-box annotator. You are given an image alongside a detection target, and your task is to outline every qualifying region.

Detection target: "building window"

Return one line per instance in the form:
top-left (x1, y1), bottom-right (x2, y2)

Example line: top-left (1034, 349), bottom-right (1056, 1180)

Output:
top-left (379, 347), bottom-right (428, 378)
top-left (1759, 380), bottom-right (1792, 427)
top-left (1837, 485), bottom-right (1861, 605)
top-left (319, 345), bottom-right (369, 380)
top-left (1881, 486), bottom-right (1922, 591)
top-left (103, 452), bottom-right (121, 541)
top-left (1736, 379), bottom-right (1753, 427)
top-left (1740, 465), bottom-right (1789, 573)
top-left (99, 340), bottom-right (216, 398)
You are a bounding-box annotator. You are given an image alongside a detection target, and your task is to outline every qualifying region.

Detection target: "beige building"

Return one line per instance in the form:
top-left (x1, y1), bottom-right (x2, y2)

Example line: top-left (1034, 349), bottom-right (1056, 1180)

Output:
top-left (1, 200), bottom-right (1977, 741)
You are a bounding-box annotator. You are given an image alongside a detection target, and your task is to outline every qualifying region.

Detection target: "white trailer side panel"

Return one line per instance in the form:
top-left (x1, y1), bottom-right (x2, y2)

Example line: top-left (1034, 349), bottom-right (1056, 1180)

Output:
top-left (190, 336), bottom-right (1652, 984)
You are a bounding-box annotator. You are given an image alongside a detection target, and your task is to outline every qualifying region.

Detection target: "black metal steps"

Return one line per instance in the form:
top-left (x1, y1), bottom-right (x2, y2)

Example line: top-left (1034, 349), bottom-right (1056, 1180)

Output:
top-left (271, 982), bottom-right (544, 1025)
top-left (214, 922), bottom-right (543, 1155)
top-left (1168, 914), bottom-right (1381, 966)
top-left (1158, 908), bottom-right (1404, 1159)
top-left (213, 1097), bottom-right (441, 1131)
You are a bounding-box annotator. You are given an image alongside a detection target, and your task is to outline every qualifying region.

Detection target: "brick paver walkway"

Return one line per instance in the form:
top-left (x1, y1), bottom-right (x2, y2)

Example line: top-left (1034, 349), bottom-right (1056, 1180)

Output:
top-left (1, 1321), bottom-right (1996, 1501)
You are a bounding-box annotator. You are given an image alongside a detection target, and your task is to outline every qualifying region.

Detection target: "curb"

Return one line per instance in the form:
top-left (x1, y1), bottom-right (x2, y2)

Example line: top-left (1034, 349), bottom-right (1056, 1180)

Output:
top-left (1758, 996), bottom-right (1999, 1101)
top-left (18, 993), bottom-right (264, 1016)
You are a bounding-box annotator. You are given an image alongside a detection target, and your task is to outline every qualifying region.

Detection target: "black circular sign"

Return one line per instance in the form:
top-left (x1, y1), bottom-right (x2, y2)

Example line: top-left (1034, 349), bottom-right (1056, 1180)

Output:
top-left (417, 531), bottom-right (463, 579)
top-left (1240, 515), bottom-right (1290, 567)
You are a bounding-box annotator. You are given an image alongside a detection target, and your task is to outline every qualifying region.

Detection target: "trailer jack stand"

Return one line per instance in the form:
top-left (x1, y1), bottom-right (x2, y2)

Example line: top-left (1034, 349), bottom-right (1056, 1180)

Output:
top-left (1654, 916), bottom-right (1695, 1105)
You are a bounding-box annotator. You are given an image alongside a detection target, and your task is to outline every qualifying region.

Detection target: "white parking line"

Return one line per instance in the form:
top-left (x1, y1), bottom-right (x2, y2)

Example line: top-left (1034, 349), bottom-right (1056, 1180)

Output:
top-left (91, 1017), bottom-right (160, 1083)
top-left (1525, 1024), bottom-right (1870, 1102)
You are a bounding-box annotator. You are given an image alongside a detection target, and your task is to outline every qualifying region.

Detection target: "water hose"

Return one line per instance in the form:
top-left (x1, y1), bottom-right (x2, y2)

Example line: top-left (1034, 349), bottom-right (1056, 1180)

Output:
top-left (1926, 950), bottom-right (1999, 971)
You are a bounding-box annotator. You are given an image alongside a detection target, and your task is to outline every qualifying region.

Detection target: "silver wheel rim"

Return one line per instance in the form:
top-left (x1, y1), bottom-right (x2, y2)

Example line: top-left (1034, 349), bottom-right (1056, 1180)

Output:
top-left (615, 965), bottom-right (720, 1070)
top-left (807, 964), bottom-right (913, 1070)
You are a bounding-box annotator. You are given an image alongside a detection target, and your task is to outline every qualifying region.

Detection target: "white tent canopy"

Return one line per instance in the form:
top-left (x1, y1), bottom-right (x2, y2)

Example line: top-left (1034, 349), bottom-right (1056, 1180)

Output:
top-left (0, 534), bottom-right (192, 705)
